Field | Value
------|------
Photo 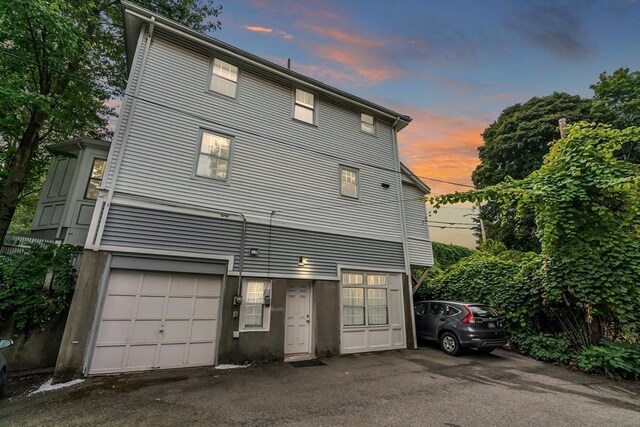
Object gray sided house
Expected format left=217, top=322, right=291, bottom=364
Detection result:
left=52, top=2, right=433, bottom=380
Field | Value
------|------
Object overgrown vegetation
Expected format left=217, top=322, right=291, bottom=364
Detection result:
left=431, top=242, right=474, bottom=269
left=0, top=243, right=79, bottom=332
left=423, top=123, right=640, bottom=380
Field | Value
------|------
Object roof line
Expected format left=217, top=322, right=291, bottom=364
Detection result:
left=400, top=163, right=431, bottom=194
left=120, top=1, right=412, bottom=129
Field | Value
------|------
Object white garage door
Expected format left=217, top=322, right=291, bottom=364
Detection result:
left=340, top=271, right=406, bottom=354
left=90, top=269, right=222, bottom=374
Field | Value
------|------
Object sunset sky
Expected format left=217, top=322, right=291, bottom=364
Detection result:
left=208, top=0, right=639, bottom=194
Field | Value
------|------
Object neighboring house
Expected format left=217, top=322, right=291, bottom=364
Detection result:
left=30, top=138, right=110, bottom=246
left=53, top=1, right=433, bottom=380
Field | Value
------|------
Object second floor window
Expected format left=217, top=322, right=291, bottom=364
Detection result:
left=84, top=158, right=106, bottom=200
left=210, top=58, right=238, bottom=98
left=340, top=166, right=359, bottom=198
left=196, top=131, right=231, bottom=181
left=294, top=88, right=315, bottom=124
left=361, top=113, right=375, bottom=134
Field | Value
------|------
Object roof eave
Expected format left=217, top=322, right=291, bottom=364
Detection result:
left=119, top=1, right=412, bottom=128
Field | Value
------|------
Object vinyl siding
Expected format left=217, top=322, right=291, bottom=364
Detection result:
left=101, top=204, right=405, bottom=278
left=402, top=182, right=433, bottom=266
left=106, top=30, right=404, bottom=242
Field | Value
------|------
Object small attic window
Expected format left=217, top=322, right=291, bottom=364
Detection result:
left=85, top=158, right=106, bottom=200
left=361, top=113, right=375, bottom=134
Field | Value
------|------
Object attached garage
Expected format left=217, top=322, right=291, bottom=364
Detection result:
left=89, top=257, right=225, bottom=374
left=340, top=271, right=406, bottom=354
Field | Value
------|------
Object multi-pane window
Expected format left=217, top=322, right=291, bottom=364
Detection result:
left=210, top=58, right=238, bottom=98
left=84, top=158, right=106, bottom=200
left=196, top=131, right=231, bottom=180
left=294, top=89, right=315, bottom=124
left=243, top=280, right=269, bottom=328
left=340, top=166, right=359, bottom=198
left=342, top=272, right=388, bottom=326
left=361, top=113, right=375, bottom=134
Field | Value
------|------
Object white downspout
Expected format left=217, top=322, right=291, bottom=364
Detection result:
left=391, top=117, right=418, bottom=349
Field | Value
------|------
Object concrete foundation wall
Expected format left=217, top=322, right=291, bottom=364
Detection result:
left=218, top=277, right=288, bottom=364
left=402, top=275, right=415, bottom=349
left=53, top=250, right=108, bottom=382
left=313, top=281, right=340, bottom=357
left=0, top=312, right=68, bottom=374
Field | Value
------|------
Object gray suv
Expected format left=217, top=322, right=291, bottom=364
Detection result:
left=415, top=301, right=507, bottom=355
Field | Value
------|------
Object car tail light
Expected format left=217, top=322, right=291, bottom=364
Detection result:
left=461, top=305, right=475, bottom=324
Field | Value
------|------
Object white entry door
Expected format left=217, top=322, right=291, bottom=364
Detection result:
left=284, top=281, right=311, bottom=355
left=90, top=269, right=222, bottom=374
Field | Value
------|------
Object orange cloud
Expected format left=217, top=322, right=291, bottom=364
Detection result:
left=243, top=25, right=293, bottom=40
left=298, top=23, right=383, bottom=49
left=313, top=46, right=403, bottom=83
left=397, top=108, right=486, bottom=195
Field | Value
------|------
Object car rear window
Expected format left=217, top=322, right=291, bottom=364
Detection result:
left=469, top=305, right=500, bottom=318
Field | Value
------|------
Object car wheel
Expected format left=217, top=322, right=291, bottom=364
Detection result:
left=440, top=332, right=460, bottom=356
left=477, top=348, right=494, bottom=354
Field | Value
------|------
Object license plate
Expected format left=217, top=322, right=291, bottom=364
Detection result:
left=487, top=322, right=496, bottom=328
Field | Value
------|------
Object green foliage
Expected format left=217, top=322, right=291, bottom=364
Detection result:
left=0, top=243, right=78, bottom=332
left=0, top=0, right=222, bottom=240
left=509, top=332, right=575, bottom=364
left=575, top=341, right=640, bottom=380
left=431, top=242, right=474, bottom=269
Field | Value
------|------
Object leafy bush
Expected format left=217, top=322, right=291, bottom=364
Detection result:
left=431, top=242, right=474, bottom=269
left=509, top=332, right=575, bottom=364
left=0, top=243, right=79, bottom=332
left=575, top=341, right=640, bottom=380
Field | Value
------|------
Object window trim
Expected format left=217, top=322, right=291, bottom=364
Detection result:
left=239, top=279, right=272, bottom=332
left=207, top=56, right=240, bottom=100
left=339, top=165, right=360, bottom=199
left=360, top=113, right=376, bottom=135
left=341, top=272, right=389, bottom=328
left=193, top=129, right=234, bottom=183
left=292, top=87, right=317, bottom=125
left=84, top=157, right=107, bottom=200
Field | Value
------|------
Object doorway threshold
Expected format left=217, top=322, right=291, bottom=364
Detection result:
left=284, top=353, right=315, bottom=363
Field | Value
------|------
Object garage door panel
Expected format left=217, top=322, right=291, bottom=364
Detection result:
left=187, top=342, right=215, bottom=365
left=158, top=343, right=187, bottom=367
left=97, top=320, right=130, bottom=343
left=141, top=272, right=171, bottom=294
left=170, top=275, right=197, bottom=296
left=127, top=345, right=157, bottom=368
left=163, top=320, right=191, bottom=341
left=191, top=320, right=216, bottom=341
left=196, top=277, right=221, bottom=296
left=103, top=295, right=136, bottom=319
left=131, top=320, right=162, bottom=343
left=108, top=270, right=141, bottom=293
left=136, top=296, right=165, bottom=318
left=194, top=298, right=218, bottom=318
left=91, top=268, right=222, bottom=374
left=92, top=346, right=125, bottom=371
left=166, top=297, right=194, bottom=318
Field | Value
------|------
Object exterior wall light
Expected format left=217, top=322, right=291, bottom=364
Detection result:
left=298, top=256, right=308, bottom=266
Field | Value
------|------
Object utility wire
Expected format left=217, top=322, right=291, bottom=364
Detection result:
left=1, top=50, right=476, bottom=190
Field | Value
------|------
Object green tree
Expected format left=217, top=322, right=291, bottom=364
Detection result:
left=0, top=0, right=222, bottom=244
left=434, top=123, right=640, bottom=344
left=591, top=68, right=640, bottom=162
left=472, top=92, right=593, bottom=251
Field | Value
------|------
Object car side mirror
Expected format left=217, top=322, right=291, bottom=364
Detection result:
left=0, top=339, right=13, bottom=349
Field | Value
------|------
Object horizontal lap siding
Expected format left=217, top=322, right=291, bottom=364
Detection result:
left=101, top=204, right=405, bottom=278
left=402, top=183, right=433, bottom=266
left=111, top=33, right=403, bottom=242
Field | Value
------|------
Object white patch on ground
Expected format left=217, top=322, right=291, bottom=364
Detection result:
left=30, top=378, right=85, bottom=395
left=215, top=364, right=249, bottom=370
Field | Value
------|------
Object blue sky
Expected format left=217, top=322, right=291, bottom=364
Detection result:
left=206, top=0, right=640, bottom=193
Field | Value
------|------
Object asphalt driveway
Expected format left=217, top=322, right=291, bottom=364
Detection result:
left=1, top=347, right=639, bottom=426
